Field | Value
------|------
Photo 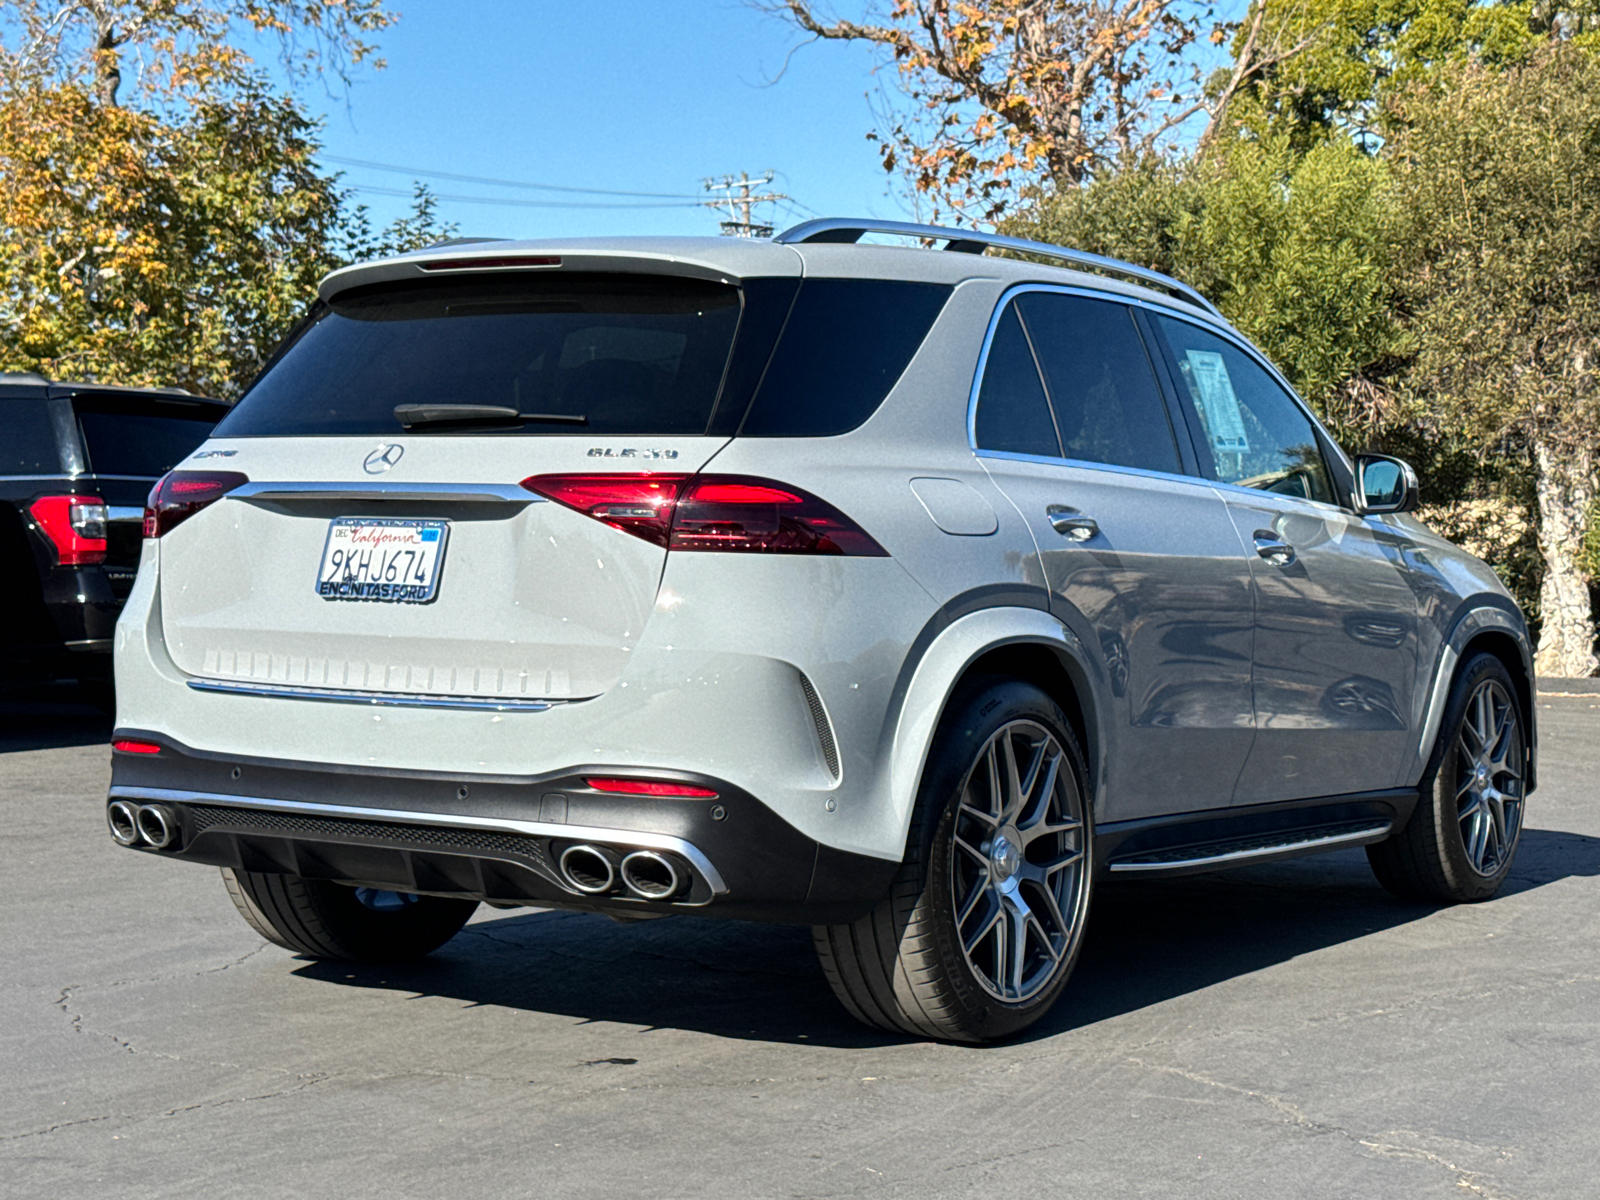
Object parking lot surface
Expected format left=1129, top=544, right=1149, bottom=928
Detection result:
left=3, top=684, right=1597, bottom=1199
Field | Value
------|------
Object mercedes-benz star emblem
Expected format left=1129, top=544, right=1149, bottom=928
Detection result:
left=364, top=444, right=404, bottom=474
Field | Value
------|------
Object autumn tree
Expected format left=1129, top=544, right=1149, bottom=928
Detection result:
left=1389, top=46, right=1600, bottom=677
left=765, top=0, right=1314, bottom=219
left=0, top=0, right=448, bottom=397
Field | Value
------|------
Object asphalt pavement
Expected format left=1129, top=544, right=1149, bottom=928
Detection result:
left=3, top=682, right=1597, bottom=1199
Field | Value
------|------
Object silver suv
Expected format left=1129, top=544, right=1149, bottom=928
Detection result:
left=106, top=219, right=1536, bottom=1042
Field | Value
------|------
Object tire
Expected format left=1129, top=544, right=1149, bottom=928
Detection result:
left=1367, top=652, right=1528, bottom=902
left=815, top=678, right=1093, bottom=1042
left=222, top=868, right=478, bottom=963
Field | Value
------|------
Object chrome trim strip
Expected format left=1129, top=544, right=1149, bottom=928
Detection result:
left=107, top=506, right=143, bottom=522
left=231, top=480, right=543, bottom=503
left=186, top=678, right=573, bottom=712
left=108, top=786, right=729, bottom=894
left=1107, top=823, right=1393, bottom=875
left=774, top=217, right=1223, bottom=316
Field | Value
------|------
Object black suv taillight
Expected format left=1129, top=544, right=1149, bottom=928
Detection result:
left=144, top=471, right=249, bottom=538
left=520, top=473, right=888, bottom=556
left=29, top=494, right=108, bottom=565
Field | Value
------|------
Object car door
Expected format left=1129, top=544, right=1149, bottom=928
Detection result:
left=973, top=288, right=1258, bottom=823
left=1146, top=311, right=1423, bottom=805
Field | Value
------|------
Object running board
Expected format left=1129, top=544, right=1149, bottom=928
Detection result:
left=1105, top=821, right=1393, bottom=877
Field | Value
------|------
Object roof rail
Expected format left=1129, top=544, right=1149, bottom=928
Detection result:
left=774, top=217, right=1221, bottom=317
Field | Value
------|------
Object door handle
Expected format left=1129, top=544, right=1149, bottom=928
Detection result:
left=1047, top=506, right=1099, bottom=542
left=1253, top=531, right=1296, bottom=567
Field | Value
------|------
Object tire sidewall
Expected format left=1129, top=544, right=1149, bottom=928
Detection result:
left=911, top=678, right=1094, bottom=1041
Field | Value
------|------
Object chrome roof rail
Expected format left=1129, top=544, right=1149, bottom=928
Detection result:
left=774, top=217, right=1221, bottom=317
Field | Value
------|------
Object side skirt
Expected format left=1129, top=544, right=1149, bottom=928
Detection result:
left=1095, top=789, right=1419, bottom=879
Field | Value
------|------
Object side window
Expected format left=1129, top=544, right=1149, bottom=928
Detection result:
left=973, top=303, right=1060, bottom=458
left=1014, top=293, right=1182, bottom=476
left=1152, top=314, right=1334, bottom=505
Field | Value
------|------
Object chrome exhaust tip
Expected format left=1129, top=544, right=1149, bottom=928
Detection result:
left=136, top=803, right=177, bottom=850
left=558, top=844, right=616, bottom=895
left=106, top=800, right=141, bottom=846
left=619, top=850, right=685, bottom=901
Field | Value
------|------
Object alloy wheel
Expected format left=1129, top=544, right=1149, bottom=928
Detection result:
left=951, top=719, right=1088, bottom=1002
left=1455, top=678, right=1524, bottom=877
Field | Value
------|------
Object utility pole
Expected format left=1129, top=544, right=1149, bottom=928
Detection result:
left=702, top=171, right=787, bottom=238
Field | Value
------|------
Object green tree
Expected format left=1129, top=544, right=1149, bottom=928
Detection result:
left=1389, top=45, right=1600, bottom=676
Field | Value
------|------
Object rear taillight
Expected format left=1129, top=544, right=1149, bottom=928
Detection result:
left=29, top=494, right=108, bottom=565
left=144, top=471, right=249, bottom=538
left=521, top=473, right=887, bottom=557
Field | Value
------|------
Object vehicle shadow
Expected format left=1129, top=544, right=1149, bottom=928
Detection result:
left=291, top=829, right=1600, bottom=1048
left=0, top=682, right=112, bottom=753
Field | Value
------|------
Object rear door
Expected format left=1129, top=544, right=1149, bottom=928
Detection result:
left=1146, top=311, right=1422, bottom=804
left=974, top=288, right=1257, bottom=823
left=155, top=271, right=764, bottom=704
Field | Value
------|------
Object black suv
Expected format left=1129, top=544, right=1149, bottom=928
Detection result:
left=1, top=374, right=226, bottom=696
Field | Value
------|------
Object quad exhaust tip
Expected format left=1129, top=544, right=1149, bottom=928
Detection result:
left=620, top=850, right=685, bottom=900
left=558, top=844, right=617, bottom=895
left=106, top=801, right=178, bottom=849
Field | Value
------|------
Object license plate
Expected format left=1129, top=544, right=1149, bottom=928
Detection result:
left=316, top=518, right=449, bottom=603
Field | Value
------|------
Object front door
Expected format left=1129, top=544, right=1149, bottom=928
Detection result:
left=1146, top=311, right=1421, bottom=805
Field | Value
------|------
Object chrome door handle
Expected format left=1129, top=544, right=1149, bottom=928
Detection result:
left=1253, top=531, right=1295, bottom=566
left=1047, top=506, right=1099, bottom=542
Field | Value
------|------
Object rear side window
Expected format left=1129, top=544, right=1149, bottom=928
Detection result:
left=973, top=305, right=1060, bottom=457
left=219, top=274, right=743, bottom=437
left=75, top=400, right=221, bottom=477
left=738, top=280, right=952, bottom=437
left=0, top=400, right=60, bottom=474
left=1015, top=293, right=1181, bottom=476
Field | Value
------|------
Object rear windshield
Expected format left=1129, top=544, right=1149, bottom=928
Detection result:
left=75, top=399, right=223, bottom=478
left=219, top=274, right=742, bottom=437
left=218, top=273, right=952, bottom=439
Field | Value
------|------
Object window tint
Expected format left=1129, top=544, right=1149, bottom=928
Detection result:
left=1016, top=293, right=1181, bottom=475
left=1152, top=314, right=1333, bottom=504
left=973, top=304, right=1060, bottom=457
left=739, top=280, right=952, bottom=436
left=0, top=400, right=60, bottom=474
left=218, top=274, right=742, bottom=437
left=76, top=407, right=220, bottom=477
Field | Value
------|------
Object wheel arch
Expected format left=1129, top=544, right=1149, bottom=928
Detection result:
left=1411, top=601, right=1538, bottom=794
left=884, top=606, right=1108, bottom=861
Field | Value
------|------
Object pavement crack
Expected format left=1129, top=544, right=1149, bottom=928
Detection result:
left=1128, top=1059, right=1517, bottom=1198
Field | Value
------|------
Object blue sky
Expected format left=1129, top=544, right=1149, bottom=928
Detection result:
left=302, top=2, right=907, bottom=241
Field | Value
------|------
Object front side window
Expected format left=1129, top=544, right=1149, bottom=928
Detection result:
left=1152, top=314, right=1334, bottom=505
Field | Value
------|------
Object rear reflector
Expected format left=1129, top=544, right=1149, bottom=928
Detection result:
left=521, top=473, right=887, bottom=556
left=585, top=777, right=719, bottom=798
left=29, top=494, right=108, bottom=565
left=112, top=740, right=162, bottom=754
left=144, top=471, right=249, bottom=538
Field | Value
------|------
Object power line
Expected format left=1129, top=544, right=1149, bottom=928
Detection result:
left=325, top=154, right=703, bottom=200
left=703, top=172, right=788, bottom=238
left=346, top=183, right=705, bottom=210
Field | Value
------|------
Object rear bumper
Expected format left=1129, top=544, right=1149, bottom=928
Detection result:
left=107, top=735, right=897, bottom=923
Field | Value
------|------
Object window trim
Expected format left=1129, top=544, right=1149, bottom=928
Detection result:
left=966, top=283, right=1201, bottom=485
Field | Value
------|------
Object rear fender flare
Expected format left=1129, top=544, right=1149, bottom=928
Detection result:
left=885, top=606, right=1106, bottom=861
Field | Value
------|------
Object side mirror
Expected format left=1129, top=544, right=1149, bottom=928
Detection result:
left=1355, top=454, right=1419, bottom=515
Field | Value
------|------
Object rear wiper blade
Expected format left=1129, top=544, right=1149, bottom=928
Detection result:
left=393, top=404, right=588, bottom=429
